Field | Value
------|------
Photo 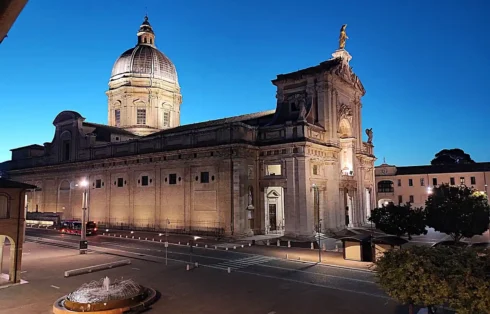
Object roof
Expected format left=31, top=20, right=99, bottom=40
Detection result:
left=272, top=58, right=341, bottom=83
left=372, top=236, right=408, bottom=246
left=83, top=122, right=139, bottom=142
left=394, top=162, right=490, bottom=175
left=145, top=110, right=276, bottom=137
left=10, top=144, right=44, bottom=151
left=0, top=178, right=36, bottom=189
left=339, top=234, right=372, bottom=242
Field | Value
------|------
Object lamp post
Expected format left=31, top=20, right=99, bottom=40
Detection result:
left=189, top=236, right=201, bottom=265
left=79, top=179, right=89, bottom=254
left=165, top=218, right=170, bottom=266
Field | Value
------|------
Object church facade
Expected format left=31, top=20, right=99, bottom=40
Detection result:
left=0, top=18, right=376, bottom=238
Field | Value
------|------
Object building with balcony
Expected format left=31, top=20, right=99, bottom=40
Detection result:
left=0, top=17, right=376, bottom=238
left=375, top=162, right=490, bottom=208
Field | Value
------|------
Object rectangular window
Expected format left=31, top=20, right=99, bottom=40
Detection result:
left=312, top=165, right=318, bottom=175
left=62, top=141, right=70, bottom=161
left=378, top=181, right=394, bottom=193
left=200, top=172, right=209, bottom=183
left=471, top=176, right=476, bottom=185
left=163, top=111, right=170, bottom=127
left=397, top=179, right=401, bottom=187
left=420, top=178, right=425, bottom=186
left=95, top=179, right=102, bottom=189
left=266, top=164, right=282, bottom=176
left=432, top=178, right=437, bottom=186
left=117, top=178, right=124, bottom=187
left=408, top=179, right=413, bottom=187
left=398, top=195, right=403, bottom=204
left=460, top=177, right=465, bottom=185
left=137, top=109, right=146, bottom=125
left=141, top=175, right=149, bottom=186
left=450, top=177, right=455, bottom=185
left=115, top=109, right=120, bottom=127
left=409, top=195, right=414, bottom=203
left=169, top=173, right=177, bottom=185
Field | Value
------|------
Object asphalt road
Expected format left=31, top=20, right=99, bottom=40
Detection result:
left=27, top=228, right=381, bottom=298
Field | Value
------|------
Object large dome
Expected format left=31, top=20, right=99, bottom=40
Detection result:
left=110, top=45, right=178, bottom=83
left=109, top=16, right=178, bottom=83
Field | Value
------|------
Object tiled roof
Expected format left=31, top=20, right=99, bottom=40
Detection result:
left=394, top=162, right=490, bottom=175
left=145, top=110, right=276, bottom=137
left=83, top=122, right=139, bottom=142
left=272, top=58, right=341, bottom=82
left=10, top=144, right=44, bottom=151
left=0, top=178, right=36, bottom=189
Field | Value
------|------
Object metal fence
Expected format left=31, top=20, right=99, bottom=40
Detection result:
left=96, top=219, right=225, bottom=238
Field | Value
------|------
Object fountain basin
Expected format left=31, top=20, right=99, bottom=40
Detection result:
left=52, top=278, right=158, bottom=313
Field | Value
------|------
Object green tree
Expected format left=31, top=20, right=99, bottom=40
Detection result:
left=430, top=148, right=475, bottom=165
left=425, top=183, right=490, bottom=243
left=368, top=203, right=427, bottom=240
left=375, top=246, right=450, bottom=314
left=376, top=246, right=490, bottom=314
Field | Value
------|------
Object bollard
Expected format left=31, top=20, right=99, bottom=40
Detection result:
left=322, top=243, right=326, bottom=251
left=195, top=262, right=199, bottom=268
left=152, top=238, right=155, bottom=241
left=205, top=245, right=208, bottom=248
left=186, top=264, right=190, bottom=271
left=120, top=235, right=122, bottom=238
left=103, top=233, right=105, bottom=236
left=178, top=241, right=181, bottom=245
left=288, top=240, right=291, bottom=248
left=159, top=239, right=162, bottom=242
left=248, top=243, right=251, bottom=247
left=138, top=237, right=141, bottom=240
left=286, top=253, right=289, bottom=259
left=241, top=245, right=244, bottom=248
left=195, top=244, right=198, bottom=247
left=145, top=238, right=148, bottom=241
left=227, top=267, right=231, bottom=273
left=132, top=236, right=134, bottom=239
left=126, top=235, right=128, bottom=238
left=267, top=240, right=270, bottom=246
left=310, top=242, right=314, bottom=250
left=214, top=246, right=217, bottom=249
left=277, top=239, right=280, bottom=247
left=186, top=243, right=189, bottom=246
left=225, top=247, right=228, bottom=251
left=233, top=246, right=236, bottom=250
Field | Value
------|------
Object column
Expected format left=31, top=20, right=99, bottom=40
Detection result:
left=284, top=157, right=298, bottom=236
left=0, top=236, right=4, bottom=274
left=296, top=157, right=312, bottom=236
left=347, top=190, right=354, bottom=228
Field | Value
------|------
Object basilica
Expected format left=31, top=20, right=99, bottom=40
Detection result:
left=0, top=17, right=376, bottom=238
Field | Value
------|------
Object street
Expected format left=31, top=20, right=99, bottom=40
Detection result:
left=0, top=228, right=420, bottom=313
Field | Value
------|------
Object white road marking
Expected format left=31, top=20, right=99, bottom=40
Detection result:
left=50, top=285, right=60, bottom=289
left=132, top=267, right=140, bottom=270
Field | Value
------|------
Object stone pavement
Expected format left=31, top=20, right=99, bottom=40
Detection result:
left=0, top=241, right=409, bottom=314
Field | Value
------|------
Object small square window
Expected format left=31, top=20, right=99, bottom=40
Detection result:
left=408, top=179, right=413, bottom=187
left=471, top=176, right=476, bottom=185
left=117, top=178, right=124, bottom=187
left=397, top=179, right=401, bottom=187
left=460, top=177, right=465, bottom=185
left=200, top=172, right=209, bottom=183
left=266, top=164, right=281, bottom=176
left=313, top=165, right=318, bottom=175
left=95, top=179, right=102, bottom=189
left=141, top=176, right=149, bottom=186
left=169, top=174, right=177, bottom=185
left=409, top=195, right=414, bottom=203
left=432, top=178, right=437, bottom=186
left=450, top=177, right=455, bottom=185
left=420, top=178, right=425, bottom=186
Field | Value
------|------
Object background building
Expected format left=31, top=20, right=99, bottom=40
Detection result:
left=375, top=162, right=490, bottom=208
left=0, top=18, right=376, bottom=238
left=0, top=0, right=28, bottom=44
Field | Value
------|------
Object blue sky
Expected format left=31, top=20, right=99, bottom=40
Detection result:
left=1, top=0, right=489, bottom=165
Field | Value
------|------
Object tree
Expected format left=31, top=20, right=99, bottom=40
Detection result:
left=430, top=148, right=475, bottom=165
left=376, top=246, right=490, bottom=314
left=368, top=203, right=427, bottom=240
left=425, top=183, right=490, bottom=242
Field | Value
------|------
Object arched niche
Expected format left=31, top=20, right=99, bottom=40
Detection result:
left=338, top=118, right=352, bottom=138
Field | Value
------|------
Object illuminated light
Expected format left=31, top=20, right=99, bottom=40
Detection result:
left=427, top=187, right=433, bottom=194
left=194, top=236, right=202, bottom=240
left=384, top=201, right=389, bottom=205
left=130, top=231, right=134, bottom=234
left=159, top=233, right=163, bottom=236
left=79, top=179, right=88, bottom=187
left=105, top=229, right=109, bottom=232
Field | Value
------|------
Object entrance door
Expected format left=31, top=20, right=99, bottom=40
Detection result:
left=268, top=204, right=277, bottom=231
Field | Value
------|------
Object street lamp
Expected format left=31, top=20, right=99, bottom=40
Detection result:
left=79, top=178, right=89, bottom=254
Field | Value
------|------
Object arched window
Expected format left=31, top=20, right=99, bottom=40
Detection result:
left=144, top=38, right=147, bottom=43
left=150, top=38, right=153, bottom=44
left=59, top=180, right=71, bottom=191
left=377, top=180, right=394, bottom=193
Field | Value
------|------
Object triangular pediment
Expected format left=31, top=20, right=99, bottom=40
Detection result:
left=267, top=190, right=280, bottom=198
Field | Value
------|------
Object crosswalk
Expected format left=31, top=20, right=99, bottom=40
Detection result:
left=212, top=255, right=275, bottom=271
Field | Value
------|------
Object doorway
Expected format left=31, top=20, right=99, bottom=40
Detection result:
left=265, top=187, right=285, bottom=235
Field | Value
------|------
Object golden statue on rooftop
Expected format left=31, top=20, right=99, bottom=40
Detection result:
left=339, top=24, right=348, bottom=50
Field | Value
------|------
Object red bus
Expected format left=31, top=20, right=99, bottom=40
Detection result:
left=60, top=220, right=98, bottom=236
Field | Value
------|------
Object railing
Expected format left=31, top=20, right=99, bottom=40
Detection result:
left=97, top=219, right=225, bottom=238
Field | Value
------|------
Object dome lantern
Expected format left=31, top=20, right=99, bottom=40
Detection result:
left=137, top=15, right=155, bottom=46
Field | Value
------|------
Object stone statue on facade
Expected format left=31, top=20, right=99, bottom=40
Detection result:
left=365, top=128, right=373, bottom=144
left=339, top=24, right=348, bottom=50
left=247, top=186, right=254, bottom=210
left=297, top=98, right=307, bottom=122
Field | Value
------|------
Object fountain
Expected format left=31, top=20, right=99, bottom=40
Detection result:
left=52, top=277, right=157, bottom=313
